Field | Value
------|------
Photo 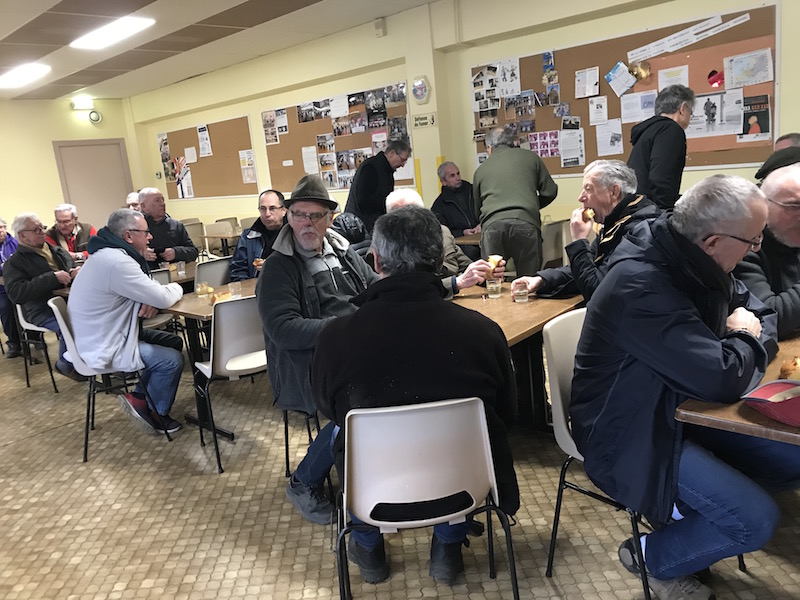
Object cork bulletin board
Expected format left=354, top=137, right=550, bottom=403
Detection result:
left=263, top=83, right=414, bottom=193
left=162, top=116, right=258, bottom=200
left=471, top=5, right=776, bottom=175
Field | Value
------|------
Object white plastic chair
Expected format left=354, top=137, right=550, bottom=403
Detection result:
left=336, top=397, right=519, bottom=599
left=183, top=222, right=208, bottom=261
left=194, top=296, right=267, bottom=473
left=47, top=297, right=171, bottom=462
left=142, top=268, right=175, bottom=331
left=215, top=216, right=239, bottom=230
left=180, top=217, right=200, bottom=225
left=15, top=303, right=58, bottom=393
left=204, top=222, right=237, bottom=257
left=195, top=256, right=231, bottom=291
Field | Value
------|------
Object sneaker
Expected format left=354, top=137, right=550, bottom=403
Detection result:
left=55, top=359, right=88, bottom=382
left=151, top=412, right=183, bottom=434
left=348, top=536, right=389, bottom=584
left=429, top=535, right=465, bottom=585
left=118, top=393, right=158, bottom=435
left=618, top=538, right=716, bottom=600
left=285, top=475, right=335, bottom=524
left=6, top=343, right=22, bottom=359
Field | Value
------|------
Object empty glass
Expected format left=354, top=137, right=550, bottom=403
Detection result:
left=176, top=261, right=186, bottom=278
left=228, top=281, right=242, bottom=299
left=486, top=279, right=502, bottom=299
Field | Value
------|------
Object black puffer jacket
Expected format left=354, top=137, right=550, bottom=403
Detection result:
left=627, top=116, right=686, bottom=209
left=431, top=182, right=478, bottom=238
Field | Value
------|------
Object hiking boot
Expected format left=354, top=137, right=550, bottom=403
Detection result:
left=618, top=538, right=716, bottom=600
left=348, top=536, right=389, bottom=584
left=151, top=411, right=183, bottom=434
left=429, top=535, right=465, bottom=585
left=6, top=343, right=22, bottom=359
left=118, top=393, right=158, bottom=435
left=285, top=475, right=334, bottom=524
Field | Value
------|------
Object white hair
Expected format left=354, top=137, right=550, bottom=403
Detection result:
left=385, top=188, right=424, bottom=212
left=54, top=203, right=77, bottom=218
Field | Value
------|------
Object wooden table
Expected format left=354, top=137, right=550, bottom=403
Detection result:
left=164, top=278, right=258, bottom=439
left=676, top=335, right=800, bottom=445
left=200, top=231, right=241, bottom=256
left=454, top=232, right=481, bottom=246
left=53, top=261, right=197, bottom=296
left=455, top=287, right=582, bottom=428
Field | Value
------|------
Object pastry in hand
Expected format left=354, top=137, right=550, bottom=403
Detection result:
left=582, top=208, right=595, bottom=222
left=487, top=254, right=503, bottom=269
left=779, top=356, right=800, bottom=379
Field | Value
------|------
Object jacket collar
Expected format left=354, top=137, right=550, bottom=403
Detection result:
left=352, top=271, right=445, bottom=307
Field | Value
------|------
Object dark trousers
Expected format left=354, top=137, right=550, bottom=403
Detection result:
left=481, top=218, right=542, bottom=276
left=0, top=291, right=19, bottom=346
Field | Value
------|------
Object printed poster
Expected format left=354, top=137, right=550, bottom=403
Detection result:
left=596, top=119, right=624, bottom=156
left=738, top=95, right=771, bottom=142
left=197, top=125, right=213, bottom=157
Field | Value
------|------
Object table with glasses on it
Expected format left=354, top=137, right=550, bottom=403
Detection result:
left=676, top=333, right=800, bottom=446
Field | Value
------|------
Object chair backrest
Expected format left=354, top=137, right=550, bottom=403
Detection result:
left=15, top=303, right=44, bottom=332
left=46, top=297, right=100, bottom=377
left=151, top=268, right=171, bottom=284
left=208, top=296, right=266, bottom=378
left=541, top=219, right=568, bottom=269
left=542, top=308, right=587, bottom=461
left=180, top=217, right=200, bottom=225
left=206, top=221, right=234, bottom=236
left=184, top=222, right=205, bottom=250
left=344, top=397, right=498, bottom=532
left=215, top=216, right=239, bottom=230
left=195, top=256, right=231, bottom=290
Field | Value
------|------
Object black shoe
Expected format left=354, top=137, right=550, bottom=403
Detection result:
left=285, top=475, right=335, bottom=525
left=429, top=535, right=465, bottom=585
left=151, top=412, right=183, bottom=434
left=55, top=359, right=88, bottom=382
left=348, top=536, right=389, bottom=584
left=5, top=343, right=22, bottom=359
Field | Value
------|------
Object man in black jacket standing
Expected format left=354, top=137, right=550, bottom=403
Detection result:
left=627, top=84, right=694, bottom=209
left=431, top=161, right=480, bottom=260
left=139, top=188, right=198, bottom=269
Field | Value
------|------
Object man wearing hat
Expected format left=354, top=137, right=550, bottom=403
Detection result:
left=257, top=175, right=379, bottom=525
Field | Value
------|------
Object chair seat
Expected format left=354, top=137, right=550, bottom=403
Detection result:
left=225, top=350, right=267, bottom=374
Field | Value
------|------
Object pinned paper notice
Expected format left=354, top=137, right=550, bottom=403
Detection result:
left=197, top=125, right=212, bottom=157
left=184, top=147, right=197, bottom=163
left=604, top=62, right=636, bottom=97
left=302, top=146, right=319, bottom=175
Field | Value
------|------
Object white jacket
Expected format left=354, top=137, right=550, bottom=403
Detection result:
left=68, top=247, right=183, bottom=372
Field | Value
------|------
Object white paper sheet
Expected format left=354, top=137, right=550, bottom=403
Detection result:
left=596, top=119, right=624, bottom=156
left=559, top=129, right=585, bottom=168
left=604, top=62, right=636, bottom=97
left=329, top=95, right=349, bottom=118
left=685, top=89, right=744, bottom=139
left=394, top=158, right=415, bottom=181
left=177, top=169, right=194, bottom=199
left=184, top=147, right=197, bottom=164
left=589, top=96, right=608, bottom=126
left=620, top=90, right=657, bottom=124
left=275, top=108, right=288, bottom=134
left=724, top=48, right=774, bottom=89
left=497, top=57, right=521, bottom=98
left=575, top=67, right=600, bottom=99
left=197, top=125, right=212, bottom=157
left=302, top=146, right=319, bottom=174
left=658, top=65, right=689, bottom=91
left=627, top=16, right=721, bottom=63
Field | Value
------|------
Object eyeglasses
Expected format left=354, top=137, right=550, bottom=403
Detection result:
left=259, top=206, right=286, bottom=213
left=704, top=232, right=764, bottom=251
left=20, top=225, right=46, bottom=233
left=289, top=210, right=329, bottom=223
left=127, top=229, right=151, bottom=235
left=768, top=197, right=800, bottom=210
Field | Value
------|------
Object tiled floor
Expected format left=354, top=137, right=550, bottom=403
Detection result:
left=1, top=337, right=799, bottom=599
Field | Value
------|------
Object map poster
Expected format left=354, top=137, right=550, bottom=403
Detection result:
left=723, top=48, right=773, bottom=89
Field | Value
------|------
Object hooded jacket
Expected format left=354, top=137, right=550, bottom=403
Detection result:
left=344, top=151, right=395, bottom=232
left=627, top=115, right=686, bottom=209
left=570, top=214, right=777, bottom=523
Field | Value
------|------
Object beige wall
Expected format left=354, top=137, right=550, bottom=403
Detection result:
left=2, top=1, right=792, bottom=226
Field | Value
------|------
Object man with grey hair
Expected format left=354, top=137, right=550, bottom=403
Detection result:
left=312, top=206, right=519, bottom=586
left=473, top=124, right=558, bottom=276
left=627, top=84, right=695, bottom=209
left=344, top=137, right=411, bottom=232
left=68, top=208, right=185, bottom=434
left=431, top=161, right=480, bottom=261
left=4, top=212, right=80, bottom=379
left=511, top=160, right=659, bottom=300
left=125, top=192, right=141, bottom=211
left=139, top=187, right=198, bottom=269
left=735, top=164, right=800, bottom=339
left=570, top=174, right=800, bottom=599
left=45, top=203, right=97, bottom=261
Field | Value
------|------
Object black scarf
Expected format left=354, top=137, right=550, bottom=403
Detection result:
left=87, top=227, right=151, bottom=275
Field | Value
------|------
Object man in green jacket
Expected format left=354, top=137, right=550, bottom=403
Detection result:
left=473, top=125, right=558, bottom=276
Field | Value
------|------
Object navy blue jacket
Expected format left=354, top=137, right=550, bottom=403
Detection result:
left=570, top=214, right=778, bottom=523
left=229, top=217, right=281, bottom=282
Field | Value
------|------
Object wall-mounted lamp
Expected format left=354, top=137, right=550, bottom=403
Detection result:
left=70, top=95, right=94, bottom=110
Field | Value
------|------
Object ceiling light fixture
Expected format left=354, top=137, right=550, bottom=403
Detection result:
left=71, top=95, right=94, bottom=110
left=0, top=63, right=51, bottom=88
left=70, top=16, right=155, bottom=50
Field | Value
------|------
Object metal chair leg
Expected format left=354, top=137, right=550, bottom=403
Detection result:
left=283, top=410, right=291, bottom=477
left=83, top=378, right=94, bottom=462
left=629, top=509, right=652, bottom=600
left=546, top=456, right=573, bottom=576
left=201, top=378, right=223, bottom=473
left=738, top=553, right=746, bottom=572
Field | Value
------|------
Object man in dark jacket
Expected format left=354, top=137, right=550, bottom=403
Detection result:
left=570, top=175, right=800, bottom=599
left=4, top=212, right=80, bottom=379
left=0, top=217, right=21, bottom=358
left=344, top=138, right=411, bottom=232
left=511, top=160, right=659, bottom=300
left=473, top=125, right=558, bottom=276
left=257, top=175, right=379, bottom=526
left=139, top=188, right=198, bottom=269
left=735, top=164, right=800, bottom=339
left=229, top=189, right=285, bottom=281
left=431, top=161, right=480, bottom=260
left=312, top=207, right=518, bottom=586
left=627, top=84, right=694, bottom=209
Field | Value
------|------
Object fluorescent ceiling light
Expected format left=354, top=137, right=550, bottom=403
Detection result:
left=70, top=16, right=155, bottom=50
left=0, top=63, right=51, bottom=88
left=71, top=95, right=94, bottom=110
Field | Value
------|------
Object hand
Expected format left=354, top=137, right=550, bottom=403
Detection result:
left=456, top=259, right=493, bottom=290
left=491, top=259, right=506, bottom=281
left=69, top=267, right=81, bottom=279
left=726, top=307, right=762, bottom=338
left=54, top=270, right=72, bottom=286
left=138, top=304, right=159, bottom=319
left=160, top=247, right=176, bottom=262
left=144, top=248, right=157, bottom=262
left=474, top=224, right=481, bottom=234
left=511, top=276, right=543, bottom=294
left=255, top=262, right=263, bottom=272
left=463, top=225, right=481, bottom=235
left=72, top=252, right=83, bottom=261
left=569, top=207, right=593, bottom=240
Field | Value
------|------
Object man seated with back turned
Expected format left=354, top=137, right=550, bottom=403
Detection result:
left=230, top=189, right=286, bottom=281
left=571, top=175, right=800, bottom=600
left=312, top=206, right=519, bottom=586
left=139, top=187, right=198, bottom=269
left=68, top=209, right=185, bottom=434
left=257, top=175, right=379, bottom=525
left=4, top=212, right=80, bottom=380
left=431, top=161, right=481, bottom=261
left=45, top=203, right=97, bottom=261
left=511, top=160, right=659, bottom=300
left=385, top=188, right=504, bottom=297
left=735, top=164, right=800, bottom=339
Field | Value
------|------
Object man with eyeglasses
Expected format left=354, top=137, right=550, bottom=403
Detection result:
left=138, top=187, right=198, bottom=269
left=570, top=174, right=800, bottom=600
left=736, top=164, right=800, bottom=339
left=44, top=203, right=97, bottom=261
left=229, top=189, right=286, bottom=281
left=257, top=175, right=379, bottom=525
left=344, top=137, right=411, bottom=232
left=68, top=209, right=185, bottom=434
left=4, top=212, right=81, bottom=380
left=627, top=84, right=695, bottom=209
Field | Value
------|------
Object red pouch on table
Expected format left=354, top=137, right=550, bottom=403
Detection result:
left=743, top=380, right=800, bottom=428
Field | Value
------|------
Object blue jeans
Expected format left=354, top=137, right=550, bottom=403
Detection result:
left=38, top=316, right=68, bottom=363
left=134, top=328, right=184, bottom=416
left=644, top=439, right=780, bottom=579
left=352, top=515, right=470, bottom=550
